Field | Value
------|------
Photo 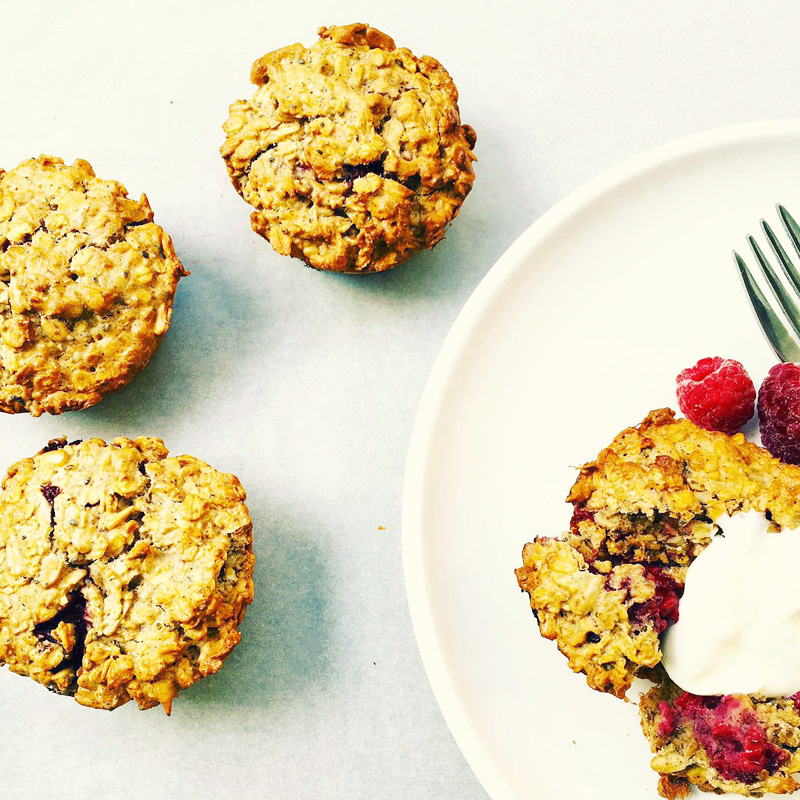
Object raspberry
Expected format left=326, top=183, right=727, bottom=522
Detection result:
left=676, top=357, right=755, bottom=434
left=757, top=363, right=800, bottom=464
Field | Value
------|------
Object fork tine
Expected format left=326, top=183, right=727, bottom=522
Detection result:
left=779, top=205, right=800, bottom=261
left=764, top=218, right=800, bottom=296
left=747, top=234, right=800, bottom=340
left=734, top=250, right=800, bottom=362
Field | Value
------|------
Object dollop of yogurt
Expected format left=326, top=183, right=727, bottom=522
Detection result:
left=662, top=510, right=800, bottom=697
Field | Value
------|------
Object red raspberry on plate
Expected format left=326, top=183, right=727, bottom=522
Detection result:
left=758, top=363, right=800, bottom=464
left=675, top=357, right=755, bottom=435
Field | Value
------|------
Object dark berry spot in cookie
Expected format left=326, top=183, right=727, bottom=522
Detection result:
left=34, top=591, right=89, bottom=679
left=69, top=272, right=78, bottom=281
left=570, top=504, right=595, bottom=534
left=341, top=160, right=385, bottom=186
left=41, top=483, right=61, bottom=528
left=248, top=145, right=277, bottom=171
left=141, top=250, right=149, bottom=259
left=41, top=483, right=61, bottom=505
left=629, top=567, right=683, bottom=634
left=138, top=461, right=147, bottom=476
left=41, top=439, right=67, bottom=453
left=585, top=632, right=601, bottom=644
left=127, top=575, right=142, bottom=591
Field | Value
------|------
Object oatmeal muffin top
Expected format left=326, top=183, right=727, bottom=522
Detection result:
left=0, top=155, right=187, bottom=416
left=0, top=437, right=254, bottom=712
left=221, top=23, right=477, bottom=273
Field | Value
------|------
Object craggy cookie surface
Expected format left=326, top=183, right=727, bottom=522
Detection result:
left=0, top=437, right=254, bottom=712
left=0, top=155, right=187, bottom=415
left=516, top=409, right=800, bottom=796
left=221, top=23, right=477, bottom=273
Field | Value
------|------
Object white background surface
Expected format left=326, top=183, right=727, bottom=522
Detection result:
left=0, top=1, right=799, bottom=798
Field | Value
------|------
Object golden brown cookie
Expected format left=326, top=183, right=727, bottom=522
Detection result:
left=0, top=155, right=188, bottom=415
left=0, top=437, right=254, bottom=712
left=221, top=23, right=477, bottom=273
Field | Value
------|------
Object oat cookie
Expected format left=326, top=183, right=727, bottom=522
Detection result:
left=221, top=23, right=477, bottom=273
left=0, top=155, right=188, bottom=415
left=640, top=678, right=800, bottom=798
left=0, top=437, right=254, bottom=712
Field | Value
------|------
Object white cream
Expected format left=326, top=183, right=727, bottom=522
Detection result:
left=661, top=510, right=800, bottom=697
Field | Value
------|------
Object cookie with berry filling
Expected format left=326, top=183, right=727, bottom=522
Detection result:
left=0, top=155, right=187, bottom=415
left=0, top=437, right=254, bottom=712
left=516, top=408, right=800, bottom=796
left=221, top=23, right=476, bottom=273
left=640, top=677, right=800, bottom=798
left=516, top=536, right=683, bottom=698
left=518, top=407, right=800, bottom=696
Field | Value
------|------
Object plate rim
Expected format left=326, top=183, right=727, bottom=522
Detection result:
left=400, top=117, right=800, bottom=800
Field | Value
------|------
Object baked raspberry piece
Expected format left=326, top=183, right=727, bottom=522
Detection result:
left=641, top=682, right=800, bottom=797
left=676, top=357, right=755, bottom=434
left=628, top=567, right=682, bottom=634
left=758, top=363, right=800, bottom=464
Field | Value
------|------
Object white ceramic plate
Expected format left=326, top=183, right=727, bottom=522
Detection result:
left=402, top=120, right=800, bottom=800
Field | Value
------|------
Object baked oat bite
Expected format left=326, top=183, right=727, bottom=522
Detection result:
left=221, top=23, right=477, bottom=273
left=0, top=155, right=188, bottom=415
left=515, top=536, right=681, bottom=698
left=516, top=409, right=800, bottom=796
left=0, top=438, right=254, bottom=712
left=517, top=408, right=800, bottom=696
left=640, top=679, right=800, bottom=798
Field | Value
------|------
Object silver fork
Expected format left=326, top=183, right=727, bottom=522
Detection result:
left=735, top=205, right=800, bottom=362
